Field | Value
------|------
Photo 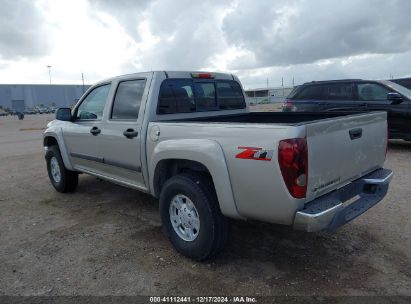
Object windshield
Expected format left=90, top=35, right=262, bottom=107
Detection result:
left=380, top=80, right=411, bottom=99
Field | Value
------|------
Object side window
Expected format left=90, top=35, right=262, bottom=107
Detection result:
left=357, top=83, right=390, bottom=101
left=287, top=86, right=301, bottom=98
left=324, top=83, right=353, bottom=100
left=76, top=84, right=110, bottom=120
left=216, top=81, right=246, bottom=109
left=158, top=79, right=195, bottom=114
left=294, top=85, right=325, bottom=99
left=111, top=79, right=146, bottom=120
left=194, top=82, right=217, bottom=111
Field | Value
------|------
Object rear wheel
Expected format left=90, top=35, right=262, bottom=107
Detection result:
left=159, top=172, right=229, bottom=260
left=46, top=146, right=78, bottom=193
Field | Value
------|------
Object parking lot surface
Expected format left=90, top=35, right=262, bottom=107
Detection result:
left=0, top=114, right=410, bottom=296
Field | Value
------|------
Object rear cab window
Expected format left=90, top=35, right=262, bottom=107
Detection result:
left=216, top=81, right=245, bottom=109
left=157, top=79, right=246, bottom=114
left=195, top=82, right=217, bottom=111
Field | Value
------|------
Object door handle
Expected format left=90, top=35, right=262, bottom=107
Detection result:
left=123, top=128, right=138, bottom=139
left=90, top=126, right=101, bottom=136
left=349, top=128, right=363, bottom=140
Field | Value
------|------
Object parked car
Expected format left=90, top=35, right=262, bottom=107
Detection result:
left=24, top=109, right=37, bottom=115
left=391, top=77, right=411, bottom=90
left=283, top=79, right=411, bottom=140
left=37, top=108, right=47, bottom=114
left=43, top=71, right=392, bottom=260
left=0, top=110, right=8, bottom=117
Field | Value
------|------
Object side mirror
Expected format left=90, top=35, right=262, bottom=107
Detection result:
left=387, top=92, right=403, bottom=104
left=56, top=108, right=72, bottom=121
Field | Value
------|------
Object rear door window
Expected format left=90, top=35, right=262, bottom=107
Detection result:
left=111, top=79, right=146, bottom=120
left=323, top=83, right=353, bottom=100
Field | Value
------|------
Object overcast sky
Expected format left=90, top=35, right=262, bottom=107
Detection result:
left=0, top=0, right=410, bottom=88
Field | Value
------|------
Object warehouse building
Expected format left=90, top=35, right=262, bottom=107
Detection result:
left=0, top=84, right=91, bottom=111
left=244, top=86, right=294, bottom=105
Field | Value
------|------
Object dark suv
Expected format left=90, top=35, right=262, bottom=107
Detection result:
left=283, top=79, right=411, bottom=140
left=392, top=78, right=411, bottom=90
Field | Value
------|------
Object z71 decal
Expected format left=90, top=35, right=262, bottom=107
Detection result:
left=235, top=147, right=274, bottom=161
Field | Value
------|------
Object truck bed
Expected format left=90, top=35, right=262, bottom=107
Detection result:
left=150, top=111, right=387, bottom=223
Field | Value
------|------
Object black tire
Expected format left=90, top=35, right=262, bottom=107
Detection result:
left=45, top=146, right=78, bottom=193
left=159, top=172, right=229, bottom=260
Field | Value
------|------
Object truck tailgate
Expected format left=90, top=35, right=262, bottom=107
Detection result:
left=306, top=112, right=387, bottom=202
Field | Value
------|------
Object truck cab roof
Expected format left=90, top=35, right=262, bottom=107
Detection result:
left=97, top=71, right=239, bottom=85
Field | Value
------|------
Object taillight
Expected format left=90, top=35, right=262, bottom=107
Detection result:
left=282, top=100, right=296, bottom=111
left=278, top=138, right=308, bottom=199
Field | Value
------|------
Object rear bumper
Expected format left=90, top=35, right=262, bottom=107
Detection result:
left=293, top=168, right=393, bottom=232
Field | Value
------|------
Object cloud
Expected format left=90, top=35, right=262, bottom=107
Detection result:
left=88, top=0, right=411, bottom=78
left=0, top=0, right=52, bottom=60
left=90, top=0, right=233, bottom=71
left=88, top=0, right=149, bottom=41
left=0, top=0, right=411, bottom=86
left=223, top=0, right=411, bottom=69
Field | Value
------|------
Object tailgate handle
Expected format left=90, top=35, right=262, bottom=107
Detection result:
left=349, top=128, right=362, bottom=140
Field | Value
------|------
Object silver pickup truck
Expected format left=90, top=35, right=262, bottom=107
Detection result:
left=43, top=71, right=393, bottom=260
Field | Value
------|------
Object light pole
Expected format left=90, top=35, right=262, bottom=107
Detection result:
left=47, top=65, right=52, bottom=84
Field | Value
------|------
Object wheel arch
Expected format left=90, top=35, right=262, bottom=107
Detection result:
left=43, top=132, right=74, bottom=171
left=149, top=139, right=243, bottom=220
left=43, top=136, right=58, bottom=147
left=153, top=159, right=212, bottom=196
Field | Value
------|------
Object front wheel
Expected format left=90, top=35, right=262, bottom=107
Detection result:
left=159, top=173, right=229, bottom=260
left=45, top=146, right=78, bottom=193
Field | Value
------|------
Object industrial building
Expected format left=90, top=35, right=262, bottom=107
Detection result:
left=0, top=83, right=294, bottom=111
left=0, top=84, right=90, bottom=111
left=245, top=86, right=294, bottom=104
